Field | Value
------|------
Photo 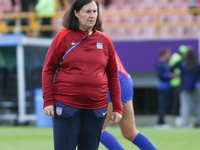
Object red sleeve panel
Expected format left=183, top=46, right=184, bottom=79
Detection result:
left=42, top=29, right=72, bottom=108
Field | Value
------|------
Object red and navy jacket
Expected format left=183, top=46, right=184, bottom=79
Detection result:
left=42, top=29, right=123, bottom=114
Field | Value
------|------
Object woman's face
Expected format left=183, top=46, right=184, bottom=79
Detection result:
left=74, top=1, right=97, bottom=31
left=165, top=50, right=171, bottom=60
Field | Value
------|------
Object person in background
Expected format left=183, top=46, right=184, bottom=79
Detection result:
left=169, top=45, right=188, bottom=126
left=100, top=51, right=158, bottom=150
left=56, top=0, right=71, bottom=11
left=155, top=48, right=178, bottom=128
left=171, top=48, right=200, bottom=127
left=195, top=77, right=200, bottom=128
left=189, top=0, right=200, bottom=8
left=1, top=0, right=21, bottom=33
left=104, top=0, right=111, bottom=7
left=42, top=0, right=123, bottom=150
left=0, top=0, right=15, bottom=14
left=189, top=0, right=198, bottom=8
left=11, top=0, right=37, bottom=35
left=35, top=0, right=56, bottom=37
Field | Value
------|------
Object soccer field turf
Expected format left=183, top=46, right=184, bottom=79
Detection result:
left=0, top=125, right=200, bottom=150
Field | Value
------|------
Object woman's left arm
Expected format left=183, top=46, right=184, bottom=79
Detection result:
left=105, top=39, right=123, bottom=115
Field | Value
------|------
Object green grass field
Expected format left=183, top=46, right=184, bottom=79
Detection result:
left=0, top=125, right=200, bottom=150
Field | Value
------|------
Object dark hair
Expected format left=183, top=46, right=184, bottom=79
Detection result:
left=62, top=0, right=103, bottom=31
left=184, top=47, right=198, bottom=72
left=159, top=48, right=170, bottom=57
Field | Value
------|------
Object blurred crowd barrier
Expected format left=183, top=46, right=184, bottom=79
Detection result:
left=0, top=0, right=200, bottom=39
left=0, top=8, right=200, bottom=39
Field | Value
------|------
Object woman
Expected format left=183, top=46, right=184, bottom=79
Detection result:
left=100, top=51, right=158, bottom=150
left=171, top=48, right=200, bottom=127
left=42, top=0, right=123, bottom=150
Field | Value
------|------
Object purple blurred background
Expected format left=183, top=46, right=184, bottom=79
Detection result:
left=114, top=39, right=199, bottom=72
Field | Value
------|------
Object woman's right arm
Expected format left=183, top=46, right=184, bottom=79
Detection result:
left=42, top=33, right=62, bottom=109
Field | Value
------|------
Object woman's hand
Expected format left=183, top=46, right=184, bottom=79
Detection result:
left=44, top=105, right=54, bottom=118
left=111, top=112, right=122, bottom=124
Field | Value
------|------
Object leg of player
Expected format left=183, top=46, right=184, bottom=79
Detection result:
left=118, top=100, right=158, bottom=150
left=100, top=102, right=125, bottom=150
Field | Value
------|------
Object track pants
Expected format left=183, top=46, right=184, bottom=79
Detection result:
left=157, top=88, right=171, bottom=124
left=53, top=101, right=107, bottom=150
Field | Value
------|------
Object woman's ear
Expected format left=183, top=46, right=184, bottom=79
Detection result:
left=74, top=10, right=78, bottom=18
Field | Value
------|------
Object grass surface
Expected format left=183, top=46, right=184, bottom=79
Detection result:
left=0, top=125, right=200, bottom=150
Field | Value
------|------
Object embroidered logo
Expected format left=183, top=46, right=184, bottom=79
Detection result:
left=56, top=107, right=63, bottom=116
left=71, top=42, right=76, bottom=45
left=96, top=42, right=103, bottom=49
left=103, top=111, right=107, bottom=116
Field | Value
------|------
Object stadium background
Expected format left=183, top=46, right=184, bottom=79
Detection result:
left=0, top=0, right=200, bottom=126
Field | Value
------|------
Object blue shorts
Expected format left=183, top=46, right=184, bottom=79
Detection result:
left=107, top=72, right=133, bottom=103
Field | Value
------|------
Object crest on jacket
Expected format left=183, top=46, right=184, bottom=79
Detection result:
left=56, top=107, right=63, bottom=116
left=96, top=42, right=103, bottom=49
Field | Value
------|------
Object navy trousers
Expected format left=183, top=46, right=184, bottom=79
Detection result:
left=157, top=88, right=171, bottom=124
left=53, top=101, right=107, bottom=150
left=171, top=86, right=181, bottom=116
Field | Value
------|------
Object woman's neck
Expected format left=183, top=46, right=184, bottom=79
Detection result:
left=79, top=27, right=93, bottom=32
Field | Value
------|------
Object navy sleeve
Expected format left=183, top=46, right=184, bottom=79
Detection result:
left=155, top=61, right=171, bottom=81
